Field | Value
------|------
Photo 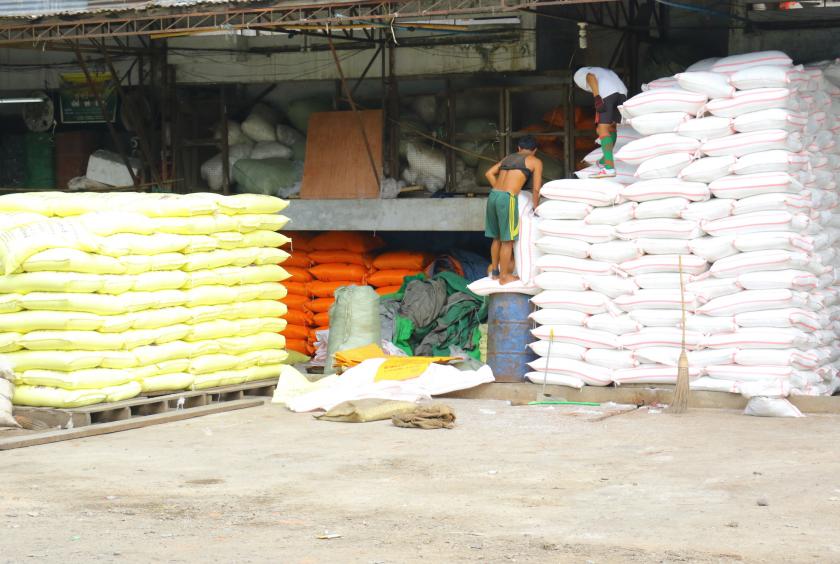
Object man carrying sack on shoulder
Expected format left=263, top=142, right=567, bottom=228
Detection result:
left=574, top=66, right=628, bottom=179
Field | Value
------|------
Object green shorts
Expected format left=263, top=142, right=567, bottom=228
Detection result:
left=485, top=190, right=519, bottom=242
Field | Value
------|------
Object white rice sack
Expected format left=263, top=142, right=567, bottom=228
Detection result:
left=528, top=340, right=586, bottom=360
left=706, top=88, right=794, bottom=118
left=275, top=124, right=305, bottom=147
left=636, top=238, right=691, bottom=255
left=708, top=171, right=803, bottom=199
left=632, top=274, right=682, bottom=290
left=250, top=142, right=292, bottom=160
left=613, top=290, right=699, bottom=312
left=531, top=290, right=616, bottom=314
left=734, top=348, right=819, bottom=370
left=733, top=232, right=813, bottom=253
left=241, top=104, right=279, bottom=142
left=215, top=120, right=251, bottom=146
left=734, top=308, right=822, bottom=331
left=680, top=198, right=735, bottom=221
left=621, top=179, right=709, bottom=202
left=530, top=325, right=620, bottom=350
left=678, top=156, right=736, bottom=183
left=710, top=51, right=793, bottom=74
left=675, top=71, right=735, bottom=98
left=737, top=269, right=819, bottom=291
left=677, top=116, right=734, bottom=140
left=535, top=200, right=592, bottom=220
left=585, top=202, right=637, bottom=225
left=691, top=377, right=740, bottom=393
left=701, top=211, right=809, bottom=237
left=584, top=349, right=638, bottom=370
left=730, top=65, right=805, bottom=90
left=534, top=236, right=590, bottom=258
left=513, top=194, right=542, bottom=286
left=619, top=328, right=703, bottom=350
left=687, top=57, right=720, bottom=72
left=614, top=365, right=703, bottom=385
left=526, top=358, right=614, bottom=386
left=529, top=308, right=588, bottom=326
left=642, top=77, right=681, bottom=90
left=629, top=309, right=683, bottom=326
left=540, top=179, right=621, bottom=207
left=634, top=153, right=695, bottom=180
left=732, top=150, right=810, bottom=175
left=634, top=198, right=690, bottom=219
left=585, top=313, right=642, bottom=335
left=634, top=347, right=738, bottom=366
left=686, top=276, right=742, bottom=302
left=706, top=364, right=810, bottom=382
left=588, top=240, right=642, bottom=263
left=584, top=275, right=639, bottom=299
left=711, top=250, right=811, bottom=278
left=200, top=143, right=254, bottom=190
left=615, top=134, right=701, bottom=166
left=697, top=289, right=809, bottom=316
left=615, top=218, right=702, bottom=240
left=625, top=112, right=691, bottom=135
left=684, top=314, right=739, bottom=333
left=733, top=109, right=808, bottom=133
left=689, top=236, right=738, bottom=262
left=701, top=130, right=802, bottom=158
left=536, top=255, right=614, bottom=276
left=539, top=220, right=616, bottom=244
left=524, top=372, right=585, bottom=389
left=620, top=254, right=708, bottom=276
left=620, top=89, right=708, bottom=118
left=733, top=193, right=810, bottom=216
left=704, top=328, right=816, bottom=350
left=743, top=397, right=804, bottom=416
left=534, top=272, right=588, bottom=291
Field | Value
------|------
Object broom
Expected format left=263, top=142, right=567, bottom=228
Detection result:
left=670, top=255, right=690, bottom=414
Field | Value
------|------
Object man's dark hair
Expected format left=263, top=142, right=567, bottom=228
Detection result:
left=518, top=135, right=537, bottom=151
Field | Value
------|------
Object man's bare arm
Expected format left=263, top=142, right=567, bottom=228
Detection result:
left=531, top=158, right=543, bottom=208
left=586, top=73, right=600, bottom=96
left=485, top=161, right=502, bottom=189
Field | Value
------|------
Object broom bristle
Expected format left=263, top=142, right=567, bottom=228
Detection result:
left=671, top=350, right=690, bottom=414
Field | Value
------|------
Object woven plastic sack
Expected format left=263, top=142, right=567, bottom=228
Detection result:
left=677, top=116, right=734, bottom=140
left=309, top=231, right=385, bottom=253
left=706, top=88, right=794, bottom=118
left=539, top=220, right=615, bottom=244
left=200, top=143, right=253, bottom=191
left=310, top=263, right=367, bottom=283
left=372, top=251, right=432, bottom=270
left=733, top=109, right=807, bottom=133
left=732, top=150, right=809, bottom=175
left=675, top=71, right=735, bottom=98
left=615, top=134, right=701, bottom=166
left=367, top=269, right=419, bottom=287
left=633, top=153, right=694, bottom=180
left=287, top=98, right=332, bottom=133
left=325, top=286, right=381, bottom=375
left=275, top=124, right=305, bottom=147
left=620, top=90, right=707, bottom=118
left=708, top=172, right=802, bottom=199
left=679, top=156, right=736, bottom=183
left=625, top=112, right=691, bottom=135
left=310, top=250, right=371, bottom=266
left=540, top=179, right=622, bottom=207
left=308, top=280, right=359, bottom=298
left=241, top=104, right=279, bottom=142
left=233, top=158, right=302, bottom=195
left=250, top=142, right=293, bottom=160
left=621, top=178, right=708, bottom=202
left=711, top=51, right=792, bottom=74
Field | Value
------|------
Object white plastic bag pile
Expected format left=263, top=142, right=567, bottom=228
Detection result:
left=0, top=191, right=293, bottom=410
left=529, top=51, right=840, bottom=399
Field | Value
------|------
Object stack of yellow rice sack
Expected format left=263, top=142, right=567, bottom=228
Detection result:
left=0, top=191, right=292, bottom=408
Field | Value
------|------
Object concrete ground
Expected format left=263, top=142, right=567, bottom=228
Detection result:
left=2, top=399, right=839, bottom=563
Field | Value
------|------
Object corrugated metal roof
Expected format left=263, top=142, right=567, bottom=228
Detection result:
left=0, top=0, right=245, bottom=18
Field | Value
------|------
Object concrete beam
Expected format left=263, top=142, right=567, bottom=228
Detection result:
left=286, top=198, right=485, bottom=231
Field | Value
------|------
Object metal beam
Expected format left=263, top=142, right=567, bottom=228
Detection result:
left=0, top=0, right=615, bottom=46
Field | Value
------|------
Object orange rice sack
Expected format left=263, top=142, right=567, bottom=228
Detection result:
left=284, top=253, right=312, bottom=269
left=285, top=309, right=313, bottom=326
left=281, top=324, right=310, bottom=340
left=283, top=231, right=315, bottom=251
left=284, top=266, right=313, bottom=283
left=375, top=285, right=402, bottom=296
left=309, top=250, right=371, bottom=266
left=284, top=294, right=310, bottom=310
left=309, top=231, right=385, bottom=253
left=285, top=338, right=311, bottom=355
left=307, top=297, right=335, bottom=313
left=367, top=269, right=420, bottom=288
left=313, top=312, right=330, bottom=327
left=308, top=280, right=360, bottom=298
left=284, top=281, right=309, bottom=297
left=371, top=251, right=433, bottom=271
left=309, top=263, right=367, bottom=283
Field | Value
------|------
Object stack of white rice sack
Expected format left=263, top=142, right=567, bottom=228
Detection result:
left=527, top=51, right=840, bottom=398
left=0, top=192, right=291, bottom=409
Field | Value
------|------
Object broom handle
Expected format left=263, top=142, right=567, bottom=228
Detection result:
left=679, top=255, right=686, bottom=350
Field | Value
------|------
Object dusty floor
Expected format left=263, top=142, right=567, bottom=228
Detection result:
left=2, top=399, right=840, bottom=563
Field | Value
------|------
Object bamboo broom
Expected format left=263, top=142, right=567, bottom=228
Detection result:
left=670, top=255, right=690, bottom=414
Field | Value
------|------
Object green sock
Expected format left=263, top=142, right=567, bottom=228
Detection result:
left=600, top=135, right=615, bottom=169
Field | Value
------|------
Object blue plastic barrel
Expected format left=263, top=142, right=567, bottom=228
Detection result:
left=486, top=293, right=537, bottom=382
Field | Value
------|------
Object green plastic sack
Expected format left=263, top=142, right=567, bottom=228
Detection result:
left=24, top=132, right=55, bottom=189
left=233, top=158, right=302, bottom=195
left=326, top=285, right=381, bottom=375
left=286, top=98, right=332, bottom=134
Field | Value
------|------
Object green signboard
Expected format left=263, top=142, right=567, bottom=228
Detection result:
left=59, top=72, right=117, bottom=124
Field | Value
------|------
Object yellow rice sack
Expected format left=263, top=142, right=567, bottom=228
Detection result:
left=191, top=372, right=223, bottom=389
left=13, top=385, right=105, bottom=408
left=133, top=341, right=193, bottom=366
left=153, top=214, right=237, bottom=235
left=98, top=275, right=136, bottom=295
left=4, top=350, right=104, bottom=372
left=217, top=332, right=286, bottom=355
left=234, top=300, right=288, bottom=319
left=97, top=315, right=135, bottom=333
left=235, top=282, right=288, bottom=302
left=244, top=363, right=283, bottom=382
left=97, top=232, right=191, bottom=256
left=20, top=248, right=126, bottom=274
left=126, top=306, right=192, bottom=330
left=17, top=368, right=135, bottom=389
left=0, top=218, right=99, bottom=275
left=184, top=285, right=239, bottom=307
left=185, top=339, right=223, bottom=357
left=0, top=211, right=49, bottom=229
left=208, top=231, right=244, bottom=250
left=183, top=235, right=220, bottom=253
left=131, top=193, right=219, bottom=217
left=188, top=354, right=244, bottom=375
left=101, top=381, right=142, bottom=402
left=238, top=230, right=290, bottom=249
left=185, top=320, right=239, bottom=342
left=233, top=214, right=289, bottom=232
left=183, top=268, right=240, bottom=288
left=0, top=192, right=54, bottom=215
left=216, top=194, right=289, bottom=215
left=241, top=349, right=288, bottom=367
left=255, top=248, right=289, bottom=265
left=141, top=372, right=194, bottom=393
left=18, top=292, right=156, bottom=315
left=0, top=332, right=22, bottom=352
left=0, top=311, right=103, bottom=332
left=237, top=317, right=287, bottom=335
left=184, top=304, right=235, bottom=324
left=132, top=271, right=189, bottom=292
left=122, top=325, right=191, bottom=349
left=120, top=252, right=187, bottom=274
left=100, top=350, right=140, bottom=369
left=19, top=330, right=125, bottom=351
left=0, top=272, right=102, bottom=294
left=238, top=265, right=289, bottom=285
